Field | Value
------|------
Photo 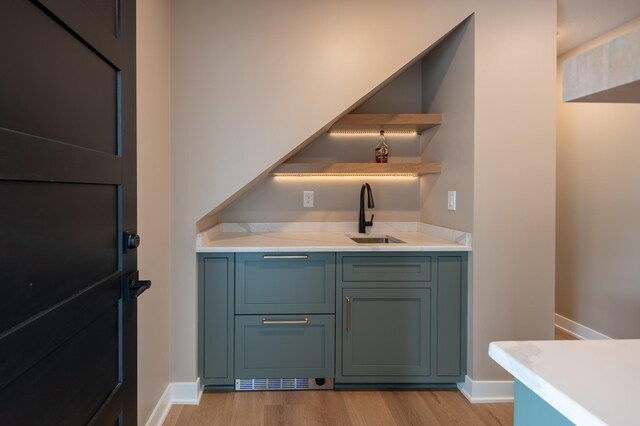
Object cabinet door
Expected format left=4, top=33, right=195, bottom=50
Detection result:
left=198, top=254, right=234, bottom=386
left=341, top=288, right=430, bottom=377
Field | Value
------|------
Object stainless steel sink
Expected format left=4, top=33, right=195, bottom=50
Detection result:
left=349, top=235, right=406, bottom=244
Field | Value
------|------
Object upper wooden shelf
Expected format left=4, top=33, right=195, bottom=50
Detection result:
left=271, top=162, right=441, bottom=177
left=330, top=113, right=442, bottom=133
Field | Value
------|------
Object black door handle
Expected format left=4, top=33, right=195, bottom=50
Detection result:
left=123, top=231, right=141, bottom=253
left=132, top=279, right=151, bottom=296
left=125, top=271, right=152, bottom=300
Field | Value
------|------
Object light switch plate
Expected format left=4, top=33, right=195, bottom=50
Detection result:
left=303, top=191, right=314, bottom=208
left=448, top=191, right=456, bottom=211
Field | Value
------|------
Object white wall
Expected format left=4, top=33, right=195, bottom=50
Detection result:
left=471, top=2, right=556, bottom=379
left=171, top=0, right=556, bottom=384
left=556, top=18, right=640, bottom=338
left=137, top=0, right=172, bottom=423
left=420, top=18, right=474, bottom=233
left=218, top=62, right=423, bottom=224
left=417, top=18, right=476, bottom=378
left=218, top=176, right=421, bottom=224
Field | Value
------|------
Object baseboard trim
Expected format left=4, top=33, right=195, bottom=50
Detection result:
left=555, top=314, right=612, bottom=340
left=145, top=378, right=203, bottom=426
left=145, top=384, right=172, bottom=426
left=457, top=375, right=513, bottom=403
left=171, top=377, right=203, bottom=405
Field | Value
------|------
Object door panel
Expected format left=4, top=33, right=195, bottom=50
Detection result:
left=0, top=0, right=118, bottom=154
left=0, top=307, right=120, bottom=425
left=0, top=129, right=123, bottom=184
left=342, top=288, right=430, bottom=377
left=80, top=0, right=120, bottom=36
left=0, top=273, right=121, bottom=391
left=0, top=181, right=118, bottom=331
left=38, top=0, right=123, bottom=65
left=436, top=256, right=463, bottom=376
left=0, top=0, right=138, bottom=424
left=201, top=255, right=234, bottom=385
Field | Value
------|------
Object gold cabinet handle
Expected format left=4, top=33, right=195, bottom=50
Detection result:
left=345, top=296, right=351, bottom=333
left=262, top=255, right=309, bottom=259
left=261, top=318, right=309, bottom=325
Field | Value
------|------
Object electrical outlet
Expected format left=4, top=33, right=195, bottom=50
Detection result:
left=303, top=191, right=314, bottom=208
left=448, top=191, right=456, bottom=211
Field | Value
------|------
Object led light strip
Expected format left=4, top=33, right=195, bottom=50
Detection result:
left=272, top=173, right=418, bottom=177
left=328, top=130, right=419, bottom=135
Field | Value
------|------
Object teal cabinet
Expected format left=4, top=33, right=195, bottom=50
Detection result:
left=514, top=380, right=573, bottom=426
left=234, top=253, right=336, bottom=381
left=198, top=253, right=234, bottom=386
left=198, top=250, right=467, bottom=388
left=235, top=314, right=335, bottom=379
left=336, top=252, right=467, bottom=384
left=436, top=256, right=465, bottom=377
left=342, top=254, right=432, bottom=284
left=341, top=288, right=431, bottom=378
left=235, top=252, right=335, bottom=314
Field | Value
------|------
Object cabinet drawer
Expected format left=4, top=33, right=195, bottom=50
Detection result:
left=235, top=314, right=334, bottom=379
left=235, top=253, right=335, bottom=314
left=341, top=253, right=431, bottom=283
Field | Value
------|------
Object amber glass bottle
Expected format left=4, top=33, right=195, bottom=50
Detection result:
left=375, top=130, right=389, bottom=163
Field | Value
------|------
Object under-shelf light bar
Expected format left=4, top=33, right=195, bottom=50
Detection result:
left=272, top=172, right=418, bottom=178
left=328, top=130, right=419, bottom=135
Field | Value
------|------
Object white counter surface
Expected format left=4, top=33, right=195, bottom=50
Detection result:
left=489, top=339, right=640, bottom=426
left=197, top=222, right=471, bottom=252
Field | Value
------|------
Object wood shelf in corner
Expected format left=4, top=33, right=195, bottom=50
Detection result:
left=330, top=113, right=442, bottom=133
left=271, top=162, right=441, bottom=177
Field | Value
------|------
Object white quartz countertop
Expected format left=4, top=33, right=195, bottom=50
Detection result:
left=489, top=339, right=640, bottom=426
left=197, top=222, right=471, bottom=252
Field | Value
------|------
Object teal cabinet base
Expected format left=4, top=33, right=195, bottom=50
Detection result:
left=198, top=251, right=468, bottom=388
left=514, top=380, right=573, bottom=426
left=202, top=385, right=235, bottom=392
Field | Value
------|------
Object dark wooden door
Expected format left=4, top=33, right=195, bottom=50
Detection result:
left=0, top=1, right=141, bottom=424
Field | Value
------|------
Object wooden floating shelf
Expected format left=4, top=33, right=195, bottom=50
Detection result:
left=330, top=113, right=442, bottom=133
left=271, top=162, right=442, bottom=177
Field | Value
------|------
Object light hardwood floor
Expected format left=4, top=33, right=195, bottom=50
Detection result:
left=164, top=330, right=577, bottom=425
left=164, top=389, right=513, bottom=426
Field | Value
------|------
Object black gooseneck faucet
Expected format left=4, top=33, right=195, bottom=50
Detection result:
left=359, top=183, right=375, bottom=234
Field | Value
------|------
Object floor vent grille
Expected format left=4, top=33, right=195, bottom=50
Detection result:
left=235, top=378, right=333, bottom=391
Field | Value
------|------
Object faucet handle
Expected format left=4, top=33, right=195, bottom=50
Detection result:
left=366, top=214, right=375, bottom=226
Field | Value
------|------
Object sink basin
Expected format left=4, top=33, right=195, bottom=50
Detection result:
left=349, top=235, right=406, bottom=244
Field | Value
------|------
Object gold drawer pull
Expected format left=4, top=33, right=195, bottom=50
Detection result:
left=345, top=296, right=351, bottom=333
left=261, top=318, right=309, bottom=325
left=263, top=255, right=309, bottom=259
